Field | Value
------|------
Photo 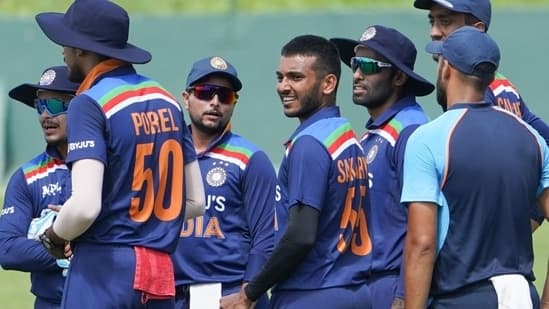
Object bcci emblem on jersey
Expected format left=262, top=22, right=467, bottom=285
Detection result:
left=366, top=144, right=378, bottom=164
left=206, top=167, right=227, bottom=187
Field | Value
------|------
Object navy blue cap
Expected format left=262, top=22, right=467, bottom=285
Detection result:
left=414, top=0, right=491, bottom=29
left=330, top=25, right=434, bottom=96
left=185, top=56, right=242, bottom=91
left=9, top=65, right=79, bottom=109
left=426, top=26, right=499, bottom=78
left=36, top=0, right=151, bottom=64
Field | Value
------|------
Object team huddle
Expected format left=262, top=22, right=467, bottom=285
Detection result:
left=0, top=0, right=548, bottom=308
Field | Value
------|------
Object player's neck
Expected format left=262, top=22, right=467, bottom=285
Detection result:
left=191, top=129, right=218, bottom=154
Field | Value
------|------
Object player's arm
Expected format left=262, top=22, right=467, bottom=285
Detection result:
left=49, top=158, right=104, bottom=241
left=542, top=256, right=549, bottom=309
left=404, top=201, right=437, bottom=309
left=183, top=160, right=205, bottom=220
left=400, top=127, right=442, bottom=309
left=0, top=170, right=58, bottom=271
left=244, top=203, right=319, bottom=300
left=241, top=151, right=277, bottom=281
left=243, top=136, right=328, bottom=302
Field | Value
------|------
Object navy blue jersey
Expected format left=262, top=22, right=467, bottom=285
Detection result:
left=0, top=146, right=71, bottom=303
left=487, top=73, right=548, bottom=224
left=274, top=107, right=372, bottom=291
left=173, top=130, right=276, bottom=285
left=401, top=103, right=549, bottom=295
left=65, top=66, right=196, bottom=253
left=360, top=97, right=428, bottom=295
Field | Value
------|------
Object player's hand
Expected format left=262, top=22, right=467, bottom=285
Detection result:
left=48, top=204, right=62, bottom=212
left=39, top=226, right=69, bottom=259
left=219, top=284, right=255, bottom=309
left=391, top=297, right=405, bottom=309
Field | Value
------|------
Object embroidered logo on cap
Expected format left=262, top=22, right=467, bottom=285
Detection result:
left=360, top=27, right=377, bottom=41
left=39, top=69, right=56, bottom=86
left=210, top=57, right=228, bottom=70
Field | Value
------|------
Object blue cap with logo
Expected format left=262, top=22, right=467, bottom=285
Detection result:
left=414, top=0, right=491, bottom=29
left=425, top=26, right=500, bottom=78
left=9, top=65, right=79, bottom=109
left=185, top=56, right=242, bottom=91
left=330, top=25, right=434, bottom=96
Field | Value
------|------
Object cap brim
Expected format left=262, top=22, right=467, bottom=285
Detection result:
left=413, top=0, right=433, bottom=9
left=8, top=83, right=76, bottom=109
left=36, top=12, right=152, bottom=64
left=330, top=37, right=361, bottom=67
left=188, top=71, right=243, bottom=91
left=425, top=40, right=444, bottom=55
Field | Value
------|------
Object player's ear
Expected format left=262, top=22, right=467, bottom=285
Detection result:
left=321, top=73, right=338, bottom=96
left=181, top=91, right=190, bottom=110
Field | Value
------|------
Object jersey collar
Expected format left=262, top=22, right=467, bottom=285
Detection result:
left=366, top=95, right=418, bottom=129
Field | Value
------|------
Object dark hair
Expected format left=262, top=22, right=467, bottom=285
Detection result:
left=464, top=13, right=487, bottom=31
left=281, top=34, right=341, bottom=86
left=470, top=62, right=496, bottom=90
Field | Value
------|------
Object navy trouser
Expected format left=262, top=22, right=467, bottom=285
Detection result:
left=269, top=284, right=371, bottom=309
left=430, top=280, right=540, bottom=308
left=174, top=282, right=269, bottom=309
left=61, top=243, right=175, bottom=309
left=34, top=297, right=61, bottom=309
left=367, top=272, right=399, bottom=309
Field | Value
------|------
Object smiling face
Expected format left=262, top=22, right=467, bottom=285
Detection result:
left=36, top=90, right=73, bottom=147
left=182, top=75, right=236, bottom=137
left=275, top=54, right=325, bottom=122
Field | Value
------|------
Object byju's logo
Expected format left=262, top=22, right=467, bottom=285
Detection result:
left=68, top=140, right=95, bottom=152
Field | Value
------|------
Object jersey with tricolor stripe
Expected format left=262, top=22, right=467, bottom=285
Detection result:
left=274, top=106, right=372, bottom=291
left=401, top=102, right=549, bottom=295
left=65, top=66, right=196, bottom=253
left=0, top=146, right=70, bottom=303
left=487, top=72, right=547, bottom=223
left=360, top=98, right=428, bottom=291
left=486, top=72, right=549, bottom=147
left=173, top=129, right=276, bottom=287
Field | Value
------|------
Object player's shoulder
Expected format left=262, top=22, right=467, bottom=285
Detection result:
left=395, top=103, right=429, bottom=127
left=410, top=110, right=463, bottom=141
left=488, top=71, right=522, bottom=99
left=20, top=152, right=66, bottom=185
left=224, top=132, right=262, bottom=154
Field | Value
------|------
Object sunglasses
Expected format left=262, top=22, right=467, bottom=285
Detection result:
left=350, top=56, right=392, bottom=75
left=35, top=98, right=71, bottom=116
left=188, top=84, right=238, bottom=105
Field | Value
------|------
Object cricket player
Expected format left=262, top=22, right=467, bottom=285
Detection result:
left=222, top=35, right=372, bottom=309
left=402, top=26, right=548, bottom=308
left=34, top=0, right=205, bottom=307
left=0, top=65, right=78, bottom=309
left=331, top=25, right=434, bottom=309
left=173, top=56, right=276, bottom=309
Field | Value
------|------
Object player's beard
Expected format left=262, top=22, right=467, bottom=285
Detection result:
left=352, top=82, right=393, bottom=110
left=284, top=80, right=323, bottom=119
left=192, top=112, right=230, bottom=136
left=436, top=72, right=448, bottom=112
left=68, top=64, right=87, bottom=83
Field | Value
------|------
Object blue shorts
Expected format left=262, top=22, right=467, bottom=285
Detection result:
left=174, top=282, right=269, bottom=309
left=61, top=243, right=174, bottom=309
left=367, top=272, right=399, bottom=309
left=270, top=284, right=371, bottom=309
left=430, top=280, right=540, bottom=308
